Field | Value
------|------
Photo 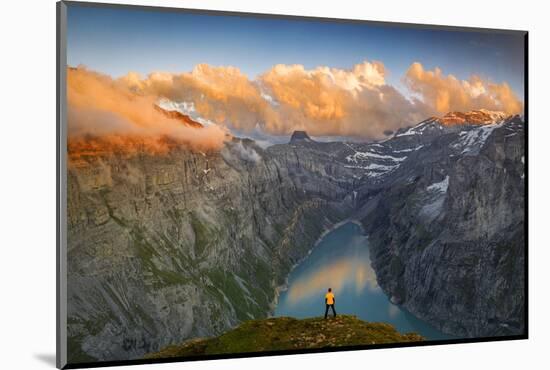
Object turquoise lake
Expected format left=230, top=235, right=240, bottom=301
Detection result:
left=274, top=222, right=453, bottom=341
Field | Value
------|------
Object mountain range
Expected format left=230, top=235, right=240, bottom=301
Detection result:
left=66, top=109, right=525, bottom=362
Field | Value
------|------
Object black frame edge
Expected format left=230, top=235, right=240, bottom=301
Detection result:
left=57, top=1, right=68, bottom=369
left=523, top=32, right=529, bottom=339
left=57, top=1, right=529, bottom=369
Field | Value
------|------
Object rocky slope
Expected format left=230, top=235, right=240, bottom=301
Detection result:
left=351, top=115, right=525, bottom=337
left=66, top=111, right=525, bottom=363
left=144, top=315, right=423, bottom=359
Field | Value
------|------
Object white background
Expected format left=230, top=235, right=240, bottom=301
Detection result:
left=0, top=0, right=547, bottom=368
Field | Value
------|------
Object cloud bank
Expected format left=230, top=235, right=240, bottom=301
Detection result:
left=404, top=62, right=523, bottom=115
left=68, top=60, right=523, bottom=153
left=117, top=61, right=436, bottom=140
left=119, top=64, right=271, bottom=134
left=67, top=67, right=228, bottom=157
left=258, top=62, right=431, bottom=138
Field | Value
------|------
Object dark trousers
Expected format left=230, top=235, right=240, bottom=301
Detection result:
left=324, top=304, right=336, bottom=318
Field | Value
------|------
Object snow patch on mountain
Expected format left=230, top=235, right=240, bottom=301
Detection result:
left=420, top=176, right=450, bottom=219
left=453, top=123, right=502, bottom=155
left=395, top=119, right=437, bottom=137
left=260, top=92, right=279, bottom=106
left=345, top=151, right=406, bottom=163
left=427, top=176, right=449, bottom=193
left=344, top=163, right=400, bottom=177
left=157, top=98, right=217, bottom=127
left=393, top=145, right=424, bottom=153
left=158, top=98, right=195, bottom=115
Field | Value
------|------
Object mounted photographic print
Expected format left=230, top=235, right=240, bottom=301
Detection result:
left=56, top=1, right=528, bottom=368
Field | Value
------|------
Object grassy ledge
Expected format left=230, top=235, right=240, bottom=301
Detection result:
left=144, top=315, right=424, bottom=359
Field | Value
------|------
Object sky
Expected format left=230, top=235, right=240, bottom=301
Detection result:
left=66, top=3, right=526, bottom=145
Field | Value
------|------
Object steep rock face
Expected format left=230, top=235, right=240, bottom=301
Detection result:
left=355, top=116, right=525, bottom=337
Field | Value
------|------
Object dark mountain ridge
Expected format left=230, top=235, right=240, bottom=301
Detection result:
left=289, top=130, right=314, bottom=144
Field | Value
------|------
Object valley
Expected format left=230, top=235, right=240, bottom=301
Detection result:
left=66, top=111, right=525, bottom=362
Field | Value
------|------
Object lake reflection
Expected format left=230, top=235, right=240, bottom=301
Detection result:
left=274, top=222, right=454, bottom=341
left=285, top=237, right=377, bottom=305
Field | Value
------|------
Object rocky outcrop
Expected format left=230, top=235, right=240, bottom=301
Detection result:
left=289, top=130, right=314, bottom=144
left=66, top=113, right=525, bottom=363
left=145, top=315, right=424, bottom=359
left=154, top=104, right=203, bottom=128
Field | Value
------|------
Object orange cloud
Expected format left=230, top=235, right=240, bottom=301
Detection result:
left=69, top=60, right=523, bottom=150
left=116, top=61, right=432, bottom=140
left=258, top=61, right=433, bottom=138
left=67, top=67, right=228, bottom=158
left=119, top=64, right=277, bottom=133
left=404, top=62, right=523, bottom=115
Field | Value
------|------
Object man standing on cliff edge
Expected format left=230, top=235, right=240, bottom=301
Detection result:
left=324, top=288, right=337, bottom=319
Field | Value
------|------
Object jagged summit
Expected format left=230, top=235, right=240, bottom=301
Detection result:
left=388, top=110, right=514, bottom=142
left=156, top=98, right=217, bottom=128
left=289, top=130, right=314, bottom=144
left=154, top=104, right=203, bottom=128
left=435, top=109, right=509, bottom=125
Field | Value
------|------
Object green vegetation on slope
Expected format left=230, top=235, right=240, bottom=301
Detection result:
left=144, top=315, right=423, bottom=359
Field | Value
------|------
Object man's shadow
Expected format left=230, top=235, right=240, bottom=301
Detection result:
left=34, top=353, right=56, bottom=367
